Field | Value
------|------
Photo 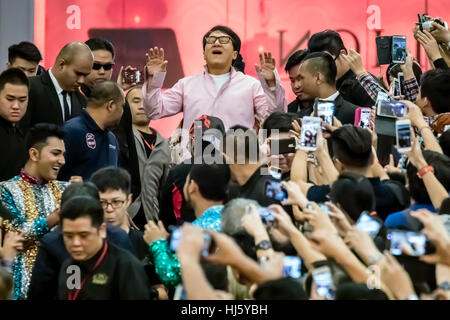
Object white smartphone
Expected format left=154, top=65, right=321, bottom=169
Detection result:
left=396, top=119, right=412, bottom=153
left=299, top=116, right=321, bottom=151
left=391, top=35, right=407, bottom=64
left=377, top=100, right=407, bottom=118
left=312, top=265, right=335, bottom=300
left=315, top=100, right=335, bottom=128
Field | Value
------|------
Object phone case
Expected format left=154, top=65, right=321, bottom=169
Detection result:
left=354, top=107, right=362, bottom=127
left=376, top=36, right=392, bottom=65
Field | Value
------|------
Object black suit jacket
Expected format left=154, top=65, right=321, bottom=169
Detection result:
left=21, top=69, right=87, bottom=130
left=333, top=94, right=359, bottom=125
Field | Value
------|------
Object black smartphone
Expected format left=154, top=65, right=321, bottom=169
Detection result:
left=270, top=137, right=297, bottom=155
left=122, top=69, right=141, bottom=84
left=264, top=180, right=288, bottom=202
left=376, top=36, right=392, bottom=65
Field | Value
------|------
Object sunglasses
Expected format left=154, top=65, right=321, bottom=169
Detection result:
left=92, top=62, right=115, bottom=70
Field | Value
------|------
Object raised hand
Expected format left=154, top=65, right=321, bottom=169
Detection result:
left=255, top=52, right=276, bottom=86
left=146, top=47, right=168, bottom=77
left=430, top=21, right=450, bottom=43
left=342, top=49, right=366, bottom=77
left=280, top=180, right=308, bottom=209
left=143, top=220, right=169, bottom=245
left=117, top=65, right=139, bottom=90
left=416, top=29, right=442, bottom=61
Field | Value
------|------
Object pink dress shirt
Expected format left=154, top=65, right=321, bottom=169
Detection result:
left=142, top=66, right=287, bottom=131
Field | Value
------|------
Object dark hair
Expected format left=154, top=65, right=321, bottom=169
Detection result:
left=262, top=112, right=297, bottom=135
left=202, top=25, right=245, bottom=73
left=8, top=41, right=42, bottom=64
left=84, top=38, right=115, bottom=59
left=284, top=49, right=309, bottom=72
left=331, top=125, right=373, bottom=168
left=188, top=164, right=230, bottom=201
left=387, top=171, right=406, bottom=186
left=407, top=151, right=450, bottom=204
left=253, top=278, right=307, bottom=300
left=386, top=61, right=422, bottom=85
left=330, top=173, right=376, bottom=221
left=420, top=69, right=450, bottom=114
left=0, top=68, right=29, bottom=92
left=439, top=130, right=450, bottom=158
left=335, top=282, right=389, bottom=300
left=302, top=52, right=337, bottom=85
left=60, top=195, right=104, bottom=228
left=440, top=197, right=450, bottom=214
left=87, top=81, right=123, bottom=107
left=230, top=231, right=257, bottom=261
left=25, top=123, right=65, bottom=152
left=223, top=125, right=260, bottom=163
left=201, top=262, right=228, bottom=291
left=307, top=30, right=346, bottom=57
left=90, top=166, right=131, bottom=194
left=61, top=182, right=100, bottom=207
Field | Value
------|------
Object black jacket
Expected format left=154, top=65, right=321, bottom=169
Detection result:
left=332, top=94, right=360, bottom=125
left=21, top=69, right=87, bottom=130
left=287, top=98, right=314, bottom=118
left=58, top=241, right=150, bottom=300
left=0, top=117, right=27, bottom=181
left=336, top=70, right=375, bottom=108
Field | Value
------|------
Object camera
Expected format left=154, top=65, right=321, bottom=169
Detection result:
left=417, top=14, right=447, bottom=32
left=375, top=35, right=406, bottom=65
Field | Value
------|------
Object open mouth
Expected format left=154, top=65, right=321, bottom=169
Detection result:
left=52, top=166, right=60, bottom=173
left=212, top=49, right=223, bottom=55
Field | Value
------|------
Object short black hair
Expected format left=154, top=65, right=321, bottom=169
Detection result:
left=8, top=41, right=42, bottom=64
left=0, top=68, right=29, bottom=92
left=439, top=130, right=450, bottom=158
left=284, top=49, right=309, bottom=72
left=335, top=282, right=388, bottom=300
left=308, top=30, right=346, bottom=57
left=61, top=182, right=100, bottom=207
left=330, top=125, right=373, bottom=168
left=420, top=69, right=450, bottom=114
left=262, top=112, right=297, bottom=136
left=223, top=125, right=260, bottom=163
left=84, top=38, right=115, bottom=59
left=188, top=164, right=230, bottom=201
left=407, top=151, right=450, bottom=204
left=90, top=166, right=131, bottom=194
left=26, top=123, right=65, bottom=152
left=440, top=197, right=450, bottom=214
left=201, top=262, right=228, bottom=291
left=330, top=173, right=376, bottom=221
left=302, top=52, right=337, bottom=85
left=253, top=278, right=308, bottom=300
left=87, top=81, right=123, bottom=107
left=387, top=62, right=422, bottom=85
left=61, top=195, right=104, bottom=228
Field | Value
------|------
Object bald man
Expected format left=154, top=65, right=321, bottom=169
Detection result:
left=21, top=42, right=94, bottom=130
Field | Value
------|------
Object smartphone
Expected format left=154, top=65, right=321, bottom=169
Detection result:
left=355, top=211, right=382, bottom=239
left=398, top=72, right=405, bottom=96
left=396, top=119, right=412, bottom=153
left=354, top=107, right=372, bottom=129
left=270, top=137, right=296, bottom=155
left=375, top=91, right=390, bottom=106
left=268, top=166, right=282, bottom=179
left=392, top=78, right=401, bottom=96
left=257, top=207, right=276, bottom=226
left=387, top=230, right=433, bottom=257
left=375, top=36, right=392, bottom=65
left=122, top=69, right=141, bottom=84
left=312, top=265, right=335, bottom=300
left=391, top=36, right=406, bottom=64
left=173, top=285, right=187, bottom=300
left=377, top=100, right=407, bottom=118
left=264, top=180, right=288, bottom=202
left=299, top=116, right=321, bottom=151
left=170, top=228, right=214, bottom=256
left=283, top=256, right=302, bottom=279
left=315, top=100, right=335, bottom=129
left=318, top=203, right=330, bottom=215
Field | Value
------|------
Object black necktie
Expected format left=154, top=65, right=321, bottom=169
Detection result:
left=61, top=91, right=71, bottom=121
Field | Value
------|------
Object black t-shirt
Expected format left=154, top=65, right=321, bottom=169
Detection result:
left=138, top=130, right=157, bottom=157
left=306, top=177, right=409, bottom=220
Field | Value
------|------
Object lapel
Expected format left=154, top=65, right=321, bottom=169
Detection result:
left=41, top=70, right=64, bottom=122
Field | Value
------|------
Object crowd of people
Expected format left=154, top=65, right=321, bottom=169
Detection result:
left=0, top=15, right=449, bottom=301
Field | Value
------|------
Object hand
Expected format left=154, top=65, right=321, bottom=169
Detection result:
left=46, top=208, right=60, bottom=228
left=405, top=130, right=427, bottom=169
left=204, top=231, right=246, bottom=267
left=384, top=154, right=403, bottom=174
left=69, top=176, right=83, bottom=184
left=416, top=29, right=442, bottom=61
left=290, top=119, right=301, bottom=138
left=325, top=201, right=353, bottom=235
left=399, top=48, right=415, bottom=79
left=323, top=116, right=342, bottom=139
left=344, top=227, right=381, bottom=265
left=145, top=47, right=168, bottom=77
left=143, top=220, right=169, bottom=245
left=268, top=204, right=298, bottom=238
left=176, top=224, right=204, bottom=261
left=241, top=204, right=269, bottom=239
left=280, top=180, right=308, bottom=209
left=430, top=21, right=450, bottom=43
left=117, top=65, right=138, bottom=90
left=341, top=49, right=366, bottom=77
left=0, top=231, right=25, bottom=261
left=402, top=100, right=427, bottom=127
left=379, top=251, right=416, bottom=299
left=303, top=202, right=337, bottom=235
left=255, top=52, right=276, bottom=86
left=314, top=128, right=328, bottom=155
left=258, top=251, right=285, bottom=279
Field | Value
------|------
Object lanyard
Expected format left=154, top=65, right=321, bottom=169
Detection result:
left=68, top=242, right=108, bottom=301
left=138, top=131, right=155, bottom=151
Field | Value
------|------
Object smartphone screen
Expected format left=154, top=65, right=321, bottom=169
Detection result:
left=393, top=78, right=401, bottom=96
left=359, top=108, right=372, bottom=129
left=396, top=120, right=412, bottom=152
left=392, top=36, right=406, bottom=64
left=378, top=101, right=406, bottom=118
left=398, top=72, right=405, bottom=96
left=257, top=207, right=276, bottom=226
left=264, top=180, right=288, bottom=202
left=356, top=212, right=382, bottom=238
left=318, top=203, right=330, bottom=215
left=313, top=266, right=335, bottom=300
left=283, top=256, right=302, bottom=279
left=300, top=117, right=321, bottom=151
left=316, top=101, right=335, bottom=128
left=169, top=228, right=182, bottom=252
left=388, top=231, right=427, bottom=256
left=375, top=91, right=390, bottom=105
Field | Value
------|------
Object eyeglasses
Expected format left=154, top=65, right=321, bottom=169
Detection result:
left=205, top=36, right=232, bottom=45
left=92, top=62, right=115, bottom=71
left=100, top=199, right=125, bottom=209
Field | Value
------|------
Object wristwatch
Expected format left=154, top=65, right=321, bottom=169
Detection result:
left=255, top=240, right=272, bottom=251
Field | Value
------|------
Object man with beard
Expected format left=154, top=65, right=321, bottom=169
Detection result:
left=58, top=81, right=124, bottom=181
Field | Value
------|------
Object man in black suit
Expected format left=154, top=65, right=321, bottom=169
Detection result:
left=21, top=42, right=93, bottom=130
left=296, top=52, right=359, bottom=124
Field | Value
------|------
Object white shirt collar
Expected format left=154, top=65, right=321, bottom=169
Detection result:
left=48, top=68, right=64, bottom=94
left=323, top=91, right=340, bottom=101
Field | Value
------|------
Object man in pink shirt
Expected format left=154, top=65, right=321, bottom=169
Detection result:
left=142, top=25, right=286, bottom=132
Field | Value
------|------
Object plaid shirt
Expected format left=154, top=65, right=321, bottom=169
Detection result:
left=358, top=72, right=419, bottom=103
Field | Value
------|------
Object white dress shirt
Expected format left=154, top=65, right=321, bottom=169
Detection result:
left=49, top=68, right=72, bottom=121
